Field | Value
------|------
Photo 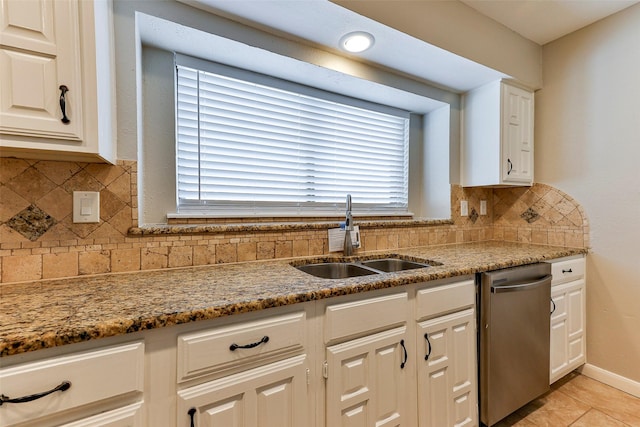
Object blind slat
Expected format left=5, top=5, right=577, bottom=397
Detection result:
left=176, top=64, right=409, bottom=210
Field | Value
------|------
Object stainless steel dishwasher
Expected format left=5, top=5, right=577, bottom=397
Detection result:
left=478, top=263, right=552, bottom=426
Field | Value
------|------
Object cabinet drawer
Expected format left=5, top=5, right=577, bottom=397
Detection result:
left=416, top=279, right=475, bottom=320
left=60, top=401, right=144, bottom=427
left=551, top=257, right=585, bottom=285
left=177, top=311, right=305, bottom=382
left=324, top=292, right=408, bottom=344
left=0, top=342, right=144, bottom=427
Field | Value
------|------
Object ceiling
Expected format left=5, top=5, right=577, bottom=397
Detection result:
left=177, top=0, right=508, bottom=93
left=460, top=0, right=640, bottom=45
left=176, top=0, right=638, bottom=94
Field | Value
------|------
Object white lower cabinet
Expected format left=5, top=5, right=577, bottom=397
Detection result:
left=325, top=326, right=409, bottom=426
left=323, top=291, right=410, bottom=427
left=0, top=342, right=145, bottom=427
left=173, top=309, right=311, bottom=427
left=58, top=402, right=144, bottom=427
left=177, top=355, right=309, bottom=427
left=550, top=256, right=586, bottom=384
left=418, top=309, right=476, bottom=427
left=416, top=279, right=478, bottom=427
left=1, top=276, right=481, bottom=427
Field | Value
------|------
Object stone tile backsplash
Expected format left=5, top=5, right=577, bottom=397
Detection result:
left=0, top=158, right=588, bottom=283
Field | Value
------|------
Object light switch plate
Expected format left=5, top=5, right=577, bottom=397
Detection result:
left=73, top=191, right=100, bottom=223
left=460, top=200, right=469, bottom=217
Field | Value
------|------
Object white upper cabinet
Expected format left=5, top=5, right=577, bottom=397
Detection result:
left=0, top=0, right=116, bottom=163
left=461, top=80, right=534, bottom=187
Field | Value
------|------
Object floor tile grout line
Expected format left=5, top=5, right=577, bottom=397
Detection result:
left=559, top=377, right=640, bottom=426
left=568, top=408, right=592, bottom=427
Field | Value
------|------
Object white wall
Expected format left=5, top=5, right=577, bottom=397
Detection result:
left=113, top=1, right=460, bottom=224
left=536, top=4, right=640, bottom=383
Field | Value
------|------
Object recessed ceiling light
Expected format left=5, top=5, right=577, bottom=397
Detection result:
left=339, top=31, right=375, bottom=53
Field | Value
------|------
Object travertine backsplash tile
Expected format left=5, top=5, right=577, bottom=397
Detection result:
left=0, top=158, right=589, bottom=283
left=493, top=183, right=588, bottom=248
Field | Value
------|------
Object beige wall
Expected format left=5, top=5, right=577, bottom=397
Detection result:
left=536, top=4, right=640, bottom=383
left=333, top=0, right=542, bottom=89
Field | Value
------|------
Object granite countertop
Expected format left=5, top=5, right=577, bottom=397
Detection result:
left=0, top=242, right=586, bottom=357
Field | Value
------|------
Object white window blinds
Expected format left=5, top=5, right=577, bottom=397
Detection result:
left=175, top=60, right=409, bottom=215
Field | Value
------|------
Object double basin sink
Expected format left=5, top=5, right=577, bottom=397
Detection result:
left=294, top=255, right=436, bottom=279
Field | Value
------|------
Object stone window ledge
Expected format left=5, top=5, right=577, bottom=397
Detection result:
left=128, top=219, right=454, bottom=235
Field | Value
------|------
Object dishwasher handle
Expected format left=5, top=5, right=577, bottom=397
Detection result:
left=491, top=275, right=551, bottom=293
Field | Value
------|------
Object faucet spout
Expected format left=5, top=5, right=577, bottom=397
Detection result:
left=344, top=194, right=354, bottom=256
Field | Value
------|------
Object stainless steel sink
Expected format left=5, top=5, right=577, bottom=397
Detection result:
left=360, top=258, right=430, bottom=272
left=295, top=262, right=379, bottom=279
left=294, top=255, right=433, bottom=279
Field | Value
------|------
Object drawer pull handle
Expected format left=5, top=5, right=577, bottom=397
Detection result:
left=59, top=85, right=70, bottom=124
left=0, top=381, right=71, bottom=406
left=424, top=333, right=432, bottom=361
left=551, top=298, right=556, bottom=315
left=562, top=268, right=573, bottom=273
left=400, top=339, right=408, bottom=369
left=229, top=335, right=269, bottom=351
left=188, top=407, right=196, bottom=427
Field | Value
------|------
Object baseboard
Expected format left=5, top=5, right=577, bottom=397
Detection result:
left=579, top=363, right=640, bottom=398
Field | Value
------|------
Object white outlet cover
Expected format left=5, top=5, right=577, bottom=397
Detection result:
left=480, top=200, right=487, bottom=215
left=73, top=191, right=100, bottom=223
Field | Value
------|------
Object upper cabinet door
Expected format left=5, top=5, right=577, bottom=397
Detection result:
left=0, top=0, right=116, bottom=163
left=502, top=84, right=534, bottom=184
left=461, top=80, right=534, bottom=187
left=0, top=0, right=84, bottom=141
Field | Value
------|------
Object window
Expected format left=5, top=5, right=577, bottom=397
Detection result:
left=175, top=57, right=410, bottom=216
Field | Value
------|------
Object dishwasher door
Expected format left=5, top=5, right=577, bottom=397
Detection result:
left=479, top=263, right=552, bottom=426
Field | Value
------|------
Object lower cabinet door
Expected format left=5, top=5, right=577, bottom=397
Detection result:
left=550, top=279, right=586, bottom=383
left=550, top=285, right=569, bottom=381
left=325, top=326, right=409, bottom=427
left=177, top=355, right=309, bottom=427
left=417, top=308, right=477, bottom=427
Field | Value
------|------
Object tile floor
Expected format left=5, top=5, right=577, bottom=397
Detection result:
left=494, top=372, right=640, bottom=426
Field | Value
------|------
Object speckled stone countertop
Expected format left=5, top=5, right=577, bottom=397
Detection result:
left=0, top=242, right=586, bottom=357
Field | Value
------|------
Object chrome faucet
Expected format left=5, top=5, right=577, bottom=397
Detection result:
left=344, top=194, right=354, bottom=256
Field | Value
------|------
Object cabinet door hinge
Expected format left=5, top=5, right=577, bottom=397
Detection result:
left=322, top=361, right=328, bottom=379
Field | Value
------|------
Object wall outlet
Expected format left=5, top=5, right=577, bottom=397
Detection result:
left=480, top=200, right=487, bottom=215
left=460, top=200, right=469, bottom=217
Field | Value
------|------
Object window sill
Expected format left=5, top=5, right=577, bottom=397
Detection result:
left=128, top=218, right=454, bottom=236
